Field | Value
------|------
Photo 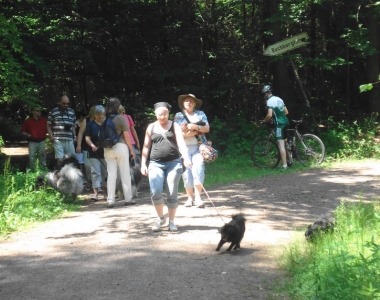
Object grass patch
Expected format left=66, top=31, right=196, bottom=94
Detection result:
left=278, top=201, right=380, bottom=300
left=204, top=154, right=307, bottom=187
left=0, top=158, right=81, bottom=237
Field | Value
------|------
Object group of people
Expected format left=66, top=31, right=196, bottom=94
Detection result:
left=21, top=85, right=287, bottom=232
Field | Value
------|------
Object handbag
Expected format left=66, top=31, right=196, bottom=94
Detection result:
left=181, top=111, right=218, bottom=163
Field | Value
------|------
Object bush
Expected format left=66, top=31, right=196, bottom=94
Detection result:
left=279, top=201, right=380, bottom=299
left=208, top=112, right=380, bottom=161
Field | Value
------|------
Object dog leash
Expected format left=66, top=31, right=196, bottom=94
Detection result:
left=187, top=165, right=226, bottom=224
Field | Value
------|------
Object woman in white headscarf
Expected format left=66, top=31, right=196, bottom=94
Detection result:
left=140, top=102, right=191, bottom=232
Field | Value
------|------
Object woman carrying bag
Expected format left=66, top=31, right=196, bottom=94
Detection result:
left=174, top=94, right=210, bottom=208
left=140, top=102, right=191, bottom=232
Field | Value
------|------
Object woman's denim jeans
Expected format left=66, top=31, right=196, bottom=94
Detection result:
left=148, top=159, right=183, bottom=209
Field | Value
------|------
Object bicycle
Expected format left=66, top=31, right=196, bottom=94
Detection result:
left=251, top=120, right=326, bottom=168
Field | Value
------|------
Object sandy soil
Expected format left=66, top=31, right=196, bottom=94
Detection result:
left=0, top=159, right=380, bottom=300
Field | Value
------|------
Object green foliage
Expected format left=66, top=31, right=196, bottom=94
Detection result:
left=0, top=158, right=80, bottom=236
left=208, top=114, right=380, bottom=163
left=0, top=14, right=37, bottom=104
left=279, top=201, right=380, bottom=300
left=319, top=114, right=380, bottom=160
left=209, top=114, right=261, bottom=157
left=360, top=83, right=374, bottom=93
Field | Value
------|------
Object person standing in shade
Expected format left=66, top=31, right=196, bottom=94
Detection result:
left=174, top=94, right=210, bottom=208
left=261, top=84, right=290, bottom=170
left=21, top=105, right=48, bottom=171
left=103, top=97, right=136, bottom=208
left=140, top=102, right=191, bottom=232
left=85, top=105, right=108, bottom=201
left=47, top=95, right=76, bottom=167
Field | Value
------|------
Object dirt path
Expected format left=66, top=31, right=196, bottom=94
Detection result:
left=1, top=160, right=380, bottom=300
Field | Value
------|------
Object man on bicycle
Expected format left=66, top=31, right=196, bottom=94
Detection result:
left=261, top=85, right=290, bottom=170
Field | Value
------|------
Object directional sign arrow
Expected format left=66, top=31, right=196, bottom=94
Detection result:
left=264, top=33, right=309, bottom=56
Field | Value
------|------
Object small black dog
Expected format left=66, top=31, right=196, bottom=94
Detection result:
left=305, top=215, right=335, bottom=241
left=36, top=156, right=84, bottom=202
left=216, top=214, right=246, bottom=251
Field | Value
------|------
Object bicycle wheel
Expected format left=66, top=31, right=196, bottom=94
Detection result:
left=295, top=134, right=325, bottom=167
left=251, top=138, right=280, bottom=168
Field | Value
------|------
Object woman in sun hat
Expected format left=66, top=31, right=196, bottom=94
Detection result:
left=174, top=94, right=210, bottom=208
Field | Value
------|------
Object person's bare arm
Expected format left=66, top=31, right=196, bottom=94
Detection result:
left=47, top=123, right=55, bottom=142
left=174, top=122, right=191, bottom=168
left=140, top=124, right=153, bottom=176
left=76, top=118, right=86, bottom=153
left=123, top=130, right=136, bottom=159
left=263, top=108, right=273, bottom=123
left=130, top=125, right=140, bottom=150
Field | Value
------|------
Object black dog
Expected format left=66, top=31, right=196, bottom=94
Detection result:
left=305, top=215, right=335, bottom=241
left=216, top=214, right=246, bottom=251
left=36, top=156, right=84, bottom=202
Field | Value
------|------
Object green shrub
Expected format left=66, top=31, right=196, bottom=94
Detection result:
left=319, top=114, right=380, bottom=160
left=209, top=113, right=380, bottom=161
left=0, top=158, right=80, bottom=236
left=279, top=201, right=380, bottom=300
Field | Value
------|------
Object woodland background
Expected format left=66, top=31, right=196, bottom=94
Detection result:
left=0, top=0, right=379, bottom=154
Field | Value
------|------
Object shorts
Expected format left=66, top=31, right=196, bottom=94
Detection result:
left=275, top=124, right=289, bottom=140
left=53, top=139, right=76, bottom=159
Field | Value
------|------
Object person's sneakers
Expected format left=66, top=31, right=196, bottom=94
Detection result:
left=281, top=166, right=289, bottom=171
left=184, top=198, right=193, bottom=207
left=152, top=216, right=166, bottom=232
left=90, top=195, right=98, bottom=201
left=169, top=221, right=178, bottom=232
left=107, top=202, right=115, bottom=208
left=194, top=199, right=205, bottom=208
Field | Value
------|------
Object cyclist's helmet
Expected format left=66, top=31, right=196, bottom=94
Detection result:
left=261, top=85, right=272, bottom=94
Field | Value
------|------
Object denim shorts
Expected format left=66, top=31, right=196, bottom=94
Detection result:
left=148, top=159, right=182, bottom=209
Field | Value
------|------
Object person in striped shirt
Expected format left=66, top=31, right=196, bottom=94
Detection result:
left=47, top=95, right=77, bottom=167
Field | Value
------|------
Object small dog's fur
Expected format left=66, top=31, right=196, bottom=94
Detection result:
left=216, top=214, right=246, bottom=251
left=36, top=156, right=84, bottom=202
left=116, top=158, right=142, bottom=198
left=305, top=215, right=335, bottom=241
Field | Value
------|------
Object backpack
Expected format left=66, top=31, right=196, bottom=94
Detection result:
left=98, top=114, right=122, bottom=148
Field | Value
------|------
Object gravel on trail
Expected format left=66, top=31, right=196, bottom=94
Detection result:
left=1, top=160, right=379, bottom=300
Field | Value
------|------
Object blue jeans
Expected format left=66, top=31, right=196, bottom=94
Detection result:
left=148, top=159, right=183, bottom=209
left=88, top=157, right=107, bottom=189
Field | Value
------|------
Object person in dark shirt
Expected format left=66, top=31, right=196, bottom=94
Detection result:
left=140, top=102, right=191, bottom=232
left=85, top=105, right=108, bottom=201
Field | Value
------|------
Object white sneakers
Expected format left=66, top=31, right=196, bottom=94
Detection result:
left=152, top=217, right=178, bottom=232
left=184, top=197, right=205, bottom=208
left=152, top=216, right=166, bottom=232
left=169, top=221, right=178, bottom=232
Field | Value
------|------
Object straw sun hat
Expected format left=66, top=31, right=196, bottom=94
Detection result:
left=177, top=94, right=203, bottom=110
